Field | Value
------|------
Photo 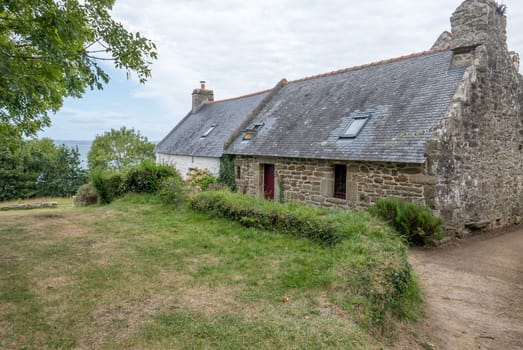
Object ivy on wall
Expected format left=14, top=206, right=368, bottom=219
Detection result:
left=219, top=155, right=236, bottom=191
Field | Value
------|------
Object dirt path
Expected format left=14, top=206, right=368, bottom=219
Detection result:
left=401, top=228, right=523, bottom=350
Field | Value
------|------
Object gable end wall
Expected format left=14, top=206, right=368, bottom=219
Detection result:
left=426, top=47, right=523, bottom=236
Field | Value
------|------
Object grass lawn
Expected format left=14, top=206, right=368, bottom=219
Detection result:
left=0, top=194, right=418, bottom=349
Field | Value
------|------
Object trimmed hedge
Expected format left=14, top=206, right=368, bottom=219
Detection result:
left=368, top=198, right=444, bottom=246
left=189, top=190, right=417, bottom=327
left=190, top=190, right=341, bottom=246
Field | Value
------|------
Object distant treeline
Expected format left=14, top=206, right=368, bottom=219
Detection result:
left=0, top=138, right=86, bottom=201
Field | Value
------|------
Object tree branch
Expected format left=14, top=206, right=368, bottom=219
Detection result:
left=86, top=54, right=115, bottom=61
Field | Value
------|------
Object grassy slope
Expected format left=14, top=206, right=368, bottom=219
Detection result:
left=0, top=195, right=419, bottom=349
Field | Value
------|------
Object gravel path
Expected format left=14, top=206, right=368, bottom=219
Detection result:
left=399, top=228, right=523, bottom=350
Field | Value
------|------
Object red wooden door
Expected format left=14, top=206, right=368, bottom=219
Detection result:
left=263, top=164, right=275, bottom=200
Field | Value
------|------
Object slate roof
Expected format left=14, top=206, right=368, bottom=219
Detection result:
left=225, top=49, right=467, bottom=164
left=155, top=90, right=270, bottom=158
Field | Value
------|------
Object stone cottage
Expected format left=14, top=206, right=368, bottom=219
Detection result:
left=157, top=0, right=523, bottom=237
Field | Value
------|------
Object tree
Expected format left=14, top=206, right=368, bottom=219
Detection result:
left=0, top=137, right=86, bottom=200
left=0, top=0, right=157, bottom=137
left=0, top=136, right=29, bottom=199
left=87, top=126, right=155, bottom=171
left=32, top=140, right=87, bottom=197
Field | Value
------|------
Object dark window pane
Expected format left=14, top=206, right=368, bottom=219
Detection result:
left=334, top=164, right=347, bottom=199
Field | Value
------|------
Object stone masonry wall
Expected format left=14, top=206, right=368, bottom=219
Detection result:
left=235, top=156, right=433, bottom=210
left=428, top=0, right=523, bottom=236
left=519, top=74, right=523, bottom=113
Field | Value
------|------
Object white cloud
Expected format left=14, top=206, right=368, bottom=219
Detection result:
left=45, top=0, right=523, bottom=140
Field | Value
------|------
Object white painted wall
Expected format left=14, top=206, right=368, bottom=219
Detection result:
left=156, top=153, right=220, bottom=178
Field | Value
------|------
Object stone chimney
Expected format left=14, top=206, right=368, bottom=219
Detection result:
left=448, top=0, right=507, bottom=50
left=192, top=81, right=214, bottom=113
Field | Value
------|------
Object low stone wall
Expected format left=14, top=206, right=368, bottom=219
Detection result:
left=235, top=156, right=433, bottom=211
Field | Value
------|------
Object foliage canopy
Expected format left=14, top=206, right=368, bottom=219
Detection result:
left=0, top=0, right=157, bottom=137
left=87, top=126, right=155, bottom=171
left=0, top=137, right=86, bottom=200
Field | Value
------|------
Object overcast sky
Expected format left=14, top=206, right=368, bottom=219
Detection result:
left=40, top=0, right=523, bottom=141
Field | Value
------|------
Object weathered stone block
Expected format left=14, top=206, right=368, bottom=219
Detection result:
left=395, top=175, right=408, bottom=183
left=320, top=178, right=333, bottom=197
left=402, top=167, right=423, bottom=174
left=409, top=174, right=437, bottom=185
left=347, top=181, right=358, bottom=202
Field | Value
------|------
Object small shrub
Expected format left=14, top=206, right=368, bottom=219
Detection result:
left=123, top=161, right=178, bottom=193
left=73, top=183, right=98, bottom=206
left=90, top=170, right=124, bottom=204
left=158, top=175, right=187, bottom=206
left=186, top=167, right=216, bottom=191
left=368, top=198, right=444, bottom=245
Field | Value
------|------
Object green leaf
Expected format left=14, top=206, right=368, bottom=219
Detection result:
left=0, top=0, right=157, bottom=137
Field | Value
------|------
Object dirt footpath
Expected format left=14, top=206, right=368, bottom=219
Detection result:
left=404, top=228, right=523, bottom=350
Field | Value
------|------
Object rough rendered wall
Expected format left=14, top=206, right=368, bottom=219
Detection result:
left=427, top=0, right=523, bottom=236
left=235, top=156, right=431, bottom=210
left=156, top=153, right=220, bottom=177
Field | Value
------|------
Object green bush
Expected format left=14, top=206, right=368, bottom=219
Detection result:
left=89, top=162, right=182, bottom=204
left=368, top=198, right=444, bottom=245
left=157, top=175, right=187, bottom=206
left=187, top=167, right=216, bottom=191
left=123, top=161, right=178, bottom=194
left=73, top=183, right=98, bottom=206
left=89, top=170, right=124, bottom=204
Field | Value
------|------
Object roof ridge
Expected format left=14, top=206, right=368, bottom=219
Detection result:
left=223, top=79, right=289, bottom=149
left=290, top=47, right=448, bottom=83
left=207, top=88, right=273, bottom=104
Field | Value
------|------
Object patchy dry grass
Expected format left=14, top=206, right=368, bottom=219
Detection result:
left=0, top=196, right=73, bottom=208
left=0, top=194, right=416, bottom=349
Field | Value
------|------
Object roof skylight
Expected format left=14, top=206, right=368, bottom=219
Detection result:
left=341, top=117, right=368, bottom=138
left=201, top=125, right=216, bottom=138
left=242, top=123, right=264, bottom=141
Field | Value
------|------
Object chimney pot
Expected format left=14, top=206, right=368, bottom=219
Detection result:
left=192, top=81, right=214, bottom=113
